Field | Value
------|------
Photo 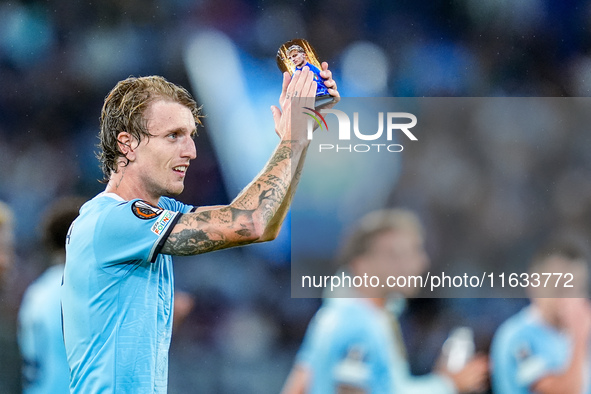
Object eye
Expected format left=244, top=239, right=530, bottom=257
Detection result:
left=167, top=132, right=178, bottom=140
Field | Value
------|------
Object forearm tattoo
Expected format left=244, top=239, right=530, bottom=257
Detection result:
left=163, top=142, right=299, bottom=255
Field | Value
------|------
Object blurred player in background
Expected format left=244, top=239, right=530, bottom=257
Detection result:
left=0, top=201, right=15, bottom=286
left=287, top=45, right=329, bottom=97
left=61, top=68, right=339, bottom=392
left=18, top=196, right=84, bottom=393
left=0, top=201, right=20, bottom=394
left=282, top=209, right=488, bottom=394
left=491, top=237, right=591, bottom=393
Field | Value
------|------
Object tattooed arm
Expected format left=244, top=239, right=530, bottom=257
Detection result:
left=257, top=61, right=339, bottom=241
left=255, top=142, right=309, bottom=242
left=161, top=68, right=318, bottom=256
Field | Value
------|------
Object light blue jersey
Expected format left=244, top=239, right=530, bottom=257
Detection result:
left=61, top=192, right=192, bottom=393
left=18, top=264, right=70, bottom=394
left=296, top=296, right=456, bottom=394
left=491, top=305, right=589, bottom=394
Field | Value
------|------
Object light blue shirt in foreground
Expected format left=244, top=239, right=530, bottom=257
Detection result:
left=62, top=192, right=192, bottom=393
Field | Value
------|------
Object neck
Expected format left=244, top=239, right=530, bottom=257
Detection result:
left=369, top=297, right=386, bottom=308
left=105, top=172, right=159, bottom=205
left=354, top=286, right=387, bottom=307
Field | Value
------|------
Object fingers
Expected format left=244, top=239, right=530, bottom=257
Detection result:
left=286, top=67, right=316, bottom=99
left=287, top=69, right=315, bottom=120
left=320, top=61, right=339, bottom=97
left=278, top=67, right=316, bottom=141
left=278, top=72, right=292, bottom=107
left=320, top=62, right=332, bottom=79
left=281, top=72, right=291, bottom=96
left=301, top=69, right=317, bottom=98
left=296, top=68, right=316, bottom=107
left=327, top=87, right=339, bottom=98
left=452, top=355, right=490, bottom=393
left=270, top=105, right=283, bottom=138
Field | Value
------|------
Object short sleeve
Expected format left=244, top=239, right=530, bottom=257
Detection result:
left=158, top=196, right=194, bottom=214
left=512, top=328, right=568, bottom=388
left=296, top=306, right=340, bottom=367
left=296, top=300, right=392, bottom=393
left=94, top=199, right=182, bottom=266
left=514, top=339, right=553, bottom=387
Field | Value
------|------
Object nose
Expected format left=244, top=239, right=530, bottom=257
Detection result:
left=184, top=137, right=197, bottom=160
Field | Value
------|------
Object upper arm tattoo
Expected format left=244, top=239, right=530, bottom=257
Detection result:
left=161, top=207, right=257, bottom=256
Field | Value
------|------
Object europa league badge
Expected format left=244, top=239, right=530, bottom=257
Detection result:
left=276, top=38, right=337, bottom=109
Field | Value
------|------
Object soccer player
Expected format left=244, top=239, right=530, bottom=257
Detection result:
left=0, top=200, right=21, bottom=394
left=282, top=209, right=488, bottom=394
left=491, top=238, right=591, bottom=394
left=18, top=196, right=85, bottom=393
left=61, top=68, right=339, bottom=392
left=287, top=45, right=330, bottom=97
left=0, top=200, right=14, bottom=286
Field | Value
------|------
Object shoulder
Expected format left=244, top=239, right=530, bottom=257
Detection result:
left=72, top=194, right=163, bottom=240
left=491, top=306, right=562, bottom=365
left=496, top=307, right=551, bottom=341
left=310, top=299, right=386, bottom=343
left=158, top=196, right=194, bottom=213
left=491, top=306, right=568, bottom=391
left=299, top=300, right=377, bottom=359
left=77, top=192, right=126, bottom=220
left=82, top=193, right=183, bottom=221
left=20, top=266, right=63, bottom=316
left=492, top=308, right=534, bottom=349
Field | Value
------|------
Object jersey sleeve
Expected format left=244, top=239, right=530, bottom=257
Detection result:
left=158, top=196, right=195, bottom=214
left=94, top=199, right=182, bottom=266
left=496, top=325, right=567, bottom=389
left=296, top=304, right=346, bottom=368
left=514, top=335, right=558, bottom=387
left=296, top=300, right=396, bottom=393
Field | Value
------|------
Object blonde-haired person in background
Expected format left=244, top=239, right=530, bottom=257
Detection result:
left=282, top=209, right=488, bottom=394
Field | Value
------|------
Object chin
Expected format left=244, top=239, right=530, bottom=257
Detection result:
left=164, top=185, right=184, bottom=197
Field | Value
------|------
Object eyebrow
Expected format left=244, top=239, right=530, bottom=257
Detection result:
left=164, top=127, right=197, bottom=137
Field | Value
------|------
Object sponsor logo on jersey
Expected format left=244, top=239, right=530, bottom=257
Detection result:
left=151, top=210, right=174, bottom=235
left=131, top=200, right=163, bottom=220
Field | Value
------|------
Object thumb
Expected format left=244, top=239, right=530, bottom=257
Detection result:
left=271, top=105, right=283, bottom=138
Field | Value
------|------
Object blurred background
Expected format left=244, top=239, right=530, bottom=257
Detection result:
left=2, top=0, right=591, bottom=392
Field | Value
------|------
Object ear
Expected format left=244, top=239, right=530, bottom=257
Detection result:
left=116, top=132, right=136, bottom=162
